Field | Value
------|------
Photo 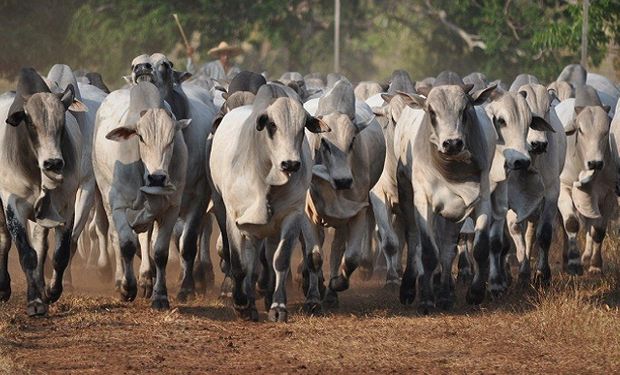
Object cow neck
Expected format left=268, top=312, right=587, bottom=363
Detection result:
left=420, top=115, right=481, bottom=185
left=2, top=121, right=40, bottom=186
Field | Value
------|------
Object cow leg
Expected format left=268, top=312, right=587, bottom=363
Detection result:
left=92, top=198, right=112, bottom=282
left=466, top=201, right=491, bottom=305
left=532, top=199, right=555, bottom=285
left=456, top=234, right=473, bottom=285
left=111, top=209, right=138, bottom=301
left=194, top=214, right=214, bottom=294
left=31, top=225, right=49, bottom=299
left=66, top=180, right=95, bottom=291
left=226, top=217, right=257, bottom=321
left=151, top=211, right=178, bottom=310
left=586, top=221, right=606, bottom=274
left=0, top=202, right=11, bottom=302
left=267, top=215, right=298, bottom=322
left=435, top=217, right=460, bottom=310
left=212, top=193, right=232, bottom=299
left=369, top=193, right=400, bottom=288
left=300, top=214, right=323, bottom=314
left=137, top=231, right=153, bottom=299
left=558, top=185, right=582, bottom=275
left=324, top=227, right=346, bottom=308
left=5, top=203, right=47, bottom=316
left=507, top=210, right=530, bottom=284
left=177, top=206, right=207, bottom=302
left=358, top=206, right=376, bottom=280
left=488, top=184, right=508, bottom=297
left=45, top=223, right=73, bottom=304
left=397, top=170, right=418, bottom=306
left=331, top=207, right=368, bottom=293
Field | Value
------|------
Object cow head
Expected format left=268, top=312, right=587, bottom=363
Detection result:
left=130, top=54, right=155, bottom=84
left=517, top=84, right=556, bottom=155
left=565, top=104, right=611, bottom=173
left=256, top=97, right=329, bottom=186
left=6, top=68, right=86, bottom=190
left=400, top=84, right=496, bottom=157
left=106, top=83, right=190, bottom=194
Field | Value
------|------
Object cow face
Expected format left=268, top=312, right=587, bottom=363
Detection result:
left=256, top=98, right=328, bottom=186
left=106, top=108, right=190, bottom=193
left=130, top=54, right=155, bottom=84
left=566, top=105, right=612, bottom=172
left=6, top=85, right=85, bottom=189
left=485, top=92, right=536, bottom=171
left=403, top=85, right=495, bottom=157
left=518, top=84, right=556, bottom=155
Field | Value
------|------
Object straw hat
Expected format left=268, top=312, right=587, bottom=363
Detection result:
left=207, top=41, right=243, bottom=57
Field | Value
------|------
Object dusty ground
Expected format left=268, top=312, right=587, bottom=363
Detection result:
left=1, top=233, right=620, bottom=374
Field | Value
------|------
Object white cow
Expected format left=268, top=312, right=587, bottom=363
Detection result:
left=93, top=82, right=189, bottom=309
left=210, top=83, right=329, bottom=321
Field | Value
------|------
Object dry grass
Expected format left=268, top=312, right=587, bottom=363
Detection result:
left=0, top=229, right=618, bottom=373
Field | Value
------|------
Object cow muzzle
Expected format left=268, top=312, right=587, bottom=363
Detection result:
left=441, top=138, right=464, bottom=155
left=334, top=177, right=353, bottom=190
left=587, top=160, right=604, bottom=171
left=280, top=160, right=301, bottom=174
left=134, top=63, right=154, bottom=83
left=147, top=173, right=167, bottom=187
left=506, top=158, right=531, bottom=171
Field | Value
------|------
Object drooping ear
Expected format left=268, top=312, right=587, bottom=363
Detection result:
left=176, top=118, right=191, bottom=131
left=58, top=84, right=76, bottom=111
left=530, top=115, right=555, bottom=132
left=140, top=109, right=149, bottom=118
left=256, top=113, right=269, bottom=131
left=305, top=115, right=330, bottom=133
left=380, top=93, right=394, bottom=103
left=470, top=84, right=497, bottom=106
left=547, top=88, right=559, bottom=103
left=564, top=119, right=578, bottom=136
left=6, top=110, right=26, bottom=126
left=372, top=106, right=387, bottom=117
left=461, top=83, right=475, bottom=94
left=106, top=127, right=137, bottom=141
left=574, top=106, right=585, bottom=115
left=396, top=91, right=426, bottom=109
left=211, top=113, right=225, bottom=134
left=415, top=85, right=431, bottom=98
left=518, top=90, right=527, bottom=99
left=69, top=99, right=88, bottom=112
left=173, top=70, right=192, bottom=83
left=603, top=105, right=611, bottom=114
left=221, top=91, right=230, bottom=100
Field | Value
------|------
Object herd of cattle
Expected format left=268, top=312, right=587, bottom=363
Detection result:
left=0, top=55, right=618, bottom=322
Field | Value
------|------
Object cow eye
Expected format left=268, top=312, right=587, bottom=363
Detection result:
left=494, top=117, right=506, bottom=127
left=138, top=134, right=145, bottom=143
left=267, top=121, right=277, bottom=136
left=349, top=136, right=356, bottom=151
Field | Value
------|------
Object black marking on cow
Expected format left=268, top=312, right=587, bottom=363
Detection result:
left=538, top=222, right=553, bottom=250
left=565, top=215, right=579, bottom=233
left=592, top=226, right=606, bottom=243
left=6, top=206, right=36, bottom=270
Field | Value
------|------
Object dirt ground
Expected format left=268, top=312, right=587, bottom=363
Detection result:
left=1, top=233, right=620, bottom=374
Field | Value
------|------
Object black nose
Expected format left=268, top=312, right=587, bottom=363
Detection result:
left=280, top=160, right=301, bottom=173
left=512, top=158, right=531, bottom=170
left=530, top=141, right=548, bottom=154
left=147, top=174, right=166, bottom=187
left=135, top=63, right=152, bottom=72
left=334, top=178, right=353, bottom=190
left=43, top=158, right=64, bottom=173
left=587, top=160, right=604, bottom=170
left=442, top=139, right=464, bottom=155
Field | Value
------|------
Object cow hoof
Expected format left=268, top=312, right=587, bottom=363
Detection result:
left=119, top=281, right=137, bottom=302
left=219, top=277, right=233, bottom=299
left=236, top=307, right=259, bottom=322
left=488, top=285, right=506, bottom=299
left=263, top=294, right=273, bottom=312
left=466, top=285, right=486, bottom=305
left=323, top=289, right=339, bottom=308
left=114, top=279, right=122, bottom=293
left=588, top=266, right=603, bottom=275
left=176, top=288, right=195, bottom=303
left=303, top=302, right=323, bottom=316
left=0, top=284, right=11, bottom=302
left=328, top=275, right=349, bottom=292
left=268, top=307, right=288, bottom=323
left=436, top=294, right=454, bottom=311
left=566, top=262, right=584, bottom=276
left=45, top=283, right=63, bottom=304
left=138, top=278, right=153, bottom=299
left=517, top=271, right=531, bottom=287
left=151, top=296, right=170, bottom=310
left=26, top=299, right=48, bottom=317
left=399, top=284, right=416, bottom=306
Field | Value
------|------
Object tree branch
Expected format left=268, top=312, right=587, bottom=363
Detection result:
left=424, top=0, right=487, bottom=50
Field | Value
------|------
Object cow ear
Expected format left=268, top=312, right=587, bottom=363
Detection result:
left=211, top=113, right=224, bottom=134
left=564, top=120, right=578, bottom=136
left=531, top=115, right=555, bottom=133
left=396, top=91, right=426, bottom=109
left=603, top=105, right=611, bottom=114
left=106, top=127, right=137, bottom=141
left=547, top=88, right=559, bottom=103
left=58, top=84, right=76, bottom=111
left=176, top=119, right=191, bottom=131
left=256, top=113, right=269, bottom=131
left=372, top=106, right=387, bottom=117
left=69, top=99, right=88, bottom=112
left=574, top=106, right=585, bottom=115
left=470, top=84, right=497, bottom=106
left=173, top=70, right=192, bottom=83
left=6, top=110, right=26, bottom=127
left=415, top=85, right=431, bottom=98
left=140, top=109, right=149, bottom=118
left=221, top=91, right=230, bottom=100
left=305, top=115, right=330, bottom=133
left=380, top=93, right=394, bottom=103
left=461, top=83, right=475, bottom=94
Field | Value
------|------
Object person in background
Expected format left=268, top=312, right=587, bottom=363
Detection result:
left=187, top=41, right=242, bottom=82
